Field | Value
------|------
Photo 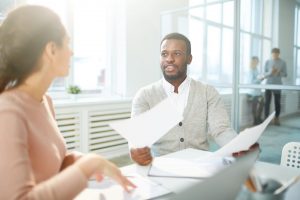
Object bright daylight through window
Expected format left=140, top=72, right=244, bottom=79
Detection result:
left=26, top=0, right=125, bottom=98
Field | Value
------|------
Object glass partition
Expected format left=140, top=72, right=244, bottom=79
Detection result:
left=239, top=89, right=300, bottom=163
left=161, top=0, right=234, bottom=86
left=161, top=0, right=300, bottom=164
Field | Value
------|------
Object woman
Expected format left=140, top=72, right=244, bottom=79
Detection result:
left=0, top=5, right=134, bottom=200
left=247, top=56, right=264, bottom=125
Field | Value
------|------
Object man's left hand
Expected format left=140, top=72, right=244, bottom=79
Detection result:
left=232, top=143, right=260, bottom=157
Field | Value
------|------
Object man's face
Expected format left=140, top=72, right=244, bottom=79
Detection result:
left=160, top=39, right=192, bottom=81
left=272, top=52, right=280, bottom=60
left=250, top=59, right=259, bottom=69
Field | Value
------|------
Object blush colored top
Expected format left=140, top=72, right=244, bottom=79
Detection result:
left=0, top=90, right=87, bottom=200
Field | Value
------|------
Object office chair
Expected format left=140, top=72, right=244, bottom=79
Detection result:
left=280, top=142, right=300, bottom=169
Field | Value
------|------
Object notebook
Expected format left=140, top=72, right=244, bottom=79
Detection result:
left=148, top=155, right=234, bottom=178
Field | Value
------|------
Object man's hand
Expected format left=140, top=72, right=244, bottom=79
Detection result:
left=232, top=143, right=260, bottom=157
left=271, top=67, right=279, bottom=76
left=130, top=147, right=153, bottom=166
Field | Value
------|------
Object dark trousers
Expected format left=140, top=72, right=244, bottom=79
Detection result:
left=265, top=90, right=281, bottom=118
left=252, top=96, right=264, bottom=125
left=247, top=95, right=264, bottom=125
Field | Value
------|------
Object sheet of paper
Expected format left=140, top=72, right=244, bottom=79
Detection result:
left=109, top=97, right=183, bottom=148
left=74, top=175, right=171, bottom=200
left=213, top=112, right=275, bottom=157
left=148, top=156, right=234, bottom=178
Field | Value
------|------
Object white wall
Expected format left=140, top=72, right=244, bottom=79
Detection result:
left=277, top=0, right=296, bottom=84
left=125, top=0, right=188, bottom=97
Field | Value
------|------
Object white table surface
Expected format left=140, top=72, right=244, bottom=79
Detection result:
left=122, top=148, right=300, bottom=192
left=79, top=148, right=300, bottom=200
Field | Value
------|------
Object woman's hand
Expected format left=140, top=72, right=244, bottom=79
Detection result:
left=75, top=153, right=136, bottom=192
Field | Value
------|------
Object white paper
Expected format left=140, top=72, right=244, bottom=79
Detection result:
left=109, top=97, right=183, bottom=148
left=148, top=156, right=234, bottom=178
left=74, top=175, right=171, bottom=200
left=213, top=112, right=275, bottom=157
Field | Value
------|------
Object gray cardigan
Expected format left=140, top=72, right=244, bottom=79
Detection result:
left=131, top=79, right=237, bottom=156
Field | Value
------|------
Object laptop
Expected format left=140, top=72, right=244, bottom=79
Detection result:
left=170, top=150, right=259, bottom=200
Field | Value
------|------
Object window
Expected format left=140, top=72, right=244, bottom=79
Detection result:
left=0, top=0, right=20, bottom=21
left=26, top=0, right=126, bottom=97
left=295, top=3, right=300, bottom=84
left=162, top=0, right=235, bottom=85
left=161, top=0, right=275, bottom=86
left=239, top=0, right=273, bottom=84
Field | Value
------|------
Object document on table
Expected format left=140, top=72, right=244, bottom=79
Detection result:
left=213, top=112, right=275, bottom=157
left=148, top=156, right=235, bottom=178
left=74, top=175, right=171, bottom=200
left=109, top=97, right=183, bottom=148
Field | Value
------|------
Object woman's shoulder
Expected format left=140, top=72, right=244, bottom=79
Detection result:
left=0, top=90, right=34, bottom=114
left=0, top=91, right=26, bottom=118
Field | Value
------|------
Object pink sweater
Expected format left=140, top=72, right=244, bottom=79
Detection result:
left=0, top=90, right=87, bottom=200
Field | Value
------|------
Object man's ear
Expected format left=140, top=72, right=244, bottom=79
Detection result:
left=187, top=54, right=193, bottom=65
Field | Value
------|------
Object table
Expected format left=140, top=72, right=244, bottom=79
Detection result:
left=78, top=148, right=300, bottom=199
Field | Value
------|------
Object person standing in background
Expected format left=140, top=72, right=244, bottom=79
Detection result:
left=247, top=56, right=264, bottom=125
left=263, top=48, right=287, bottom=125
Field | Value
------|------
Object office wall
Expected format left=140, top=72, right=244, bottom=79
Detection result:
left=276, top=0, right=296, bottom=84
left=125, top=0, right=188, bottom=97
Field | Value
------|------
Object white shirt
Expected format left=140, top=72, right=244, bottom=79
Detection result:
left=162, top=76, right=191, bottom=115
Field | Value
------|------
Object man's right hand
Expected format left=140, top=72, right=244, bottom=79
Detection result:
left=130, top=147, right=153, bottom=166
left=271, top=67, right=279, bottom=76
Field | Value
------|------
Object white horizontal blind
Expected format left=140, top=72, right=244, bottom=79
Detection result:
left=56, top=112, right=81, bottom=151
left=54, top=100, right=132, bottom=158
left=88, top=108, right=130, bottom=155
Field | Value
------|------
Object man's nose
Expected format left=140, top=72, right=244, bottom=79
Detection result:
left=166, top=54, right=175, bottom=63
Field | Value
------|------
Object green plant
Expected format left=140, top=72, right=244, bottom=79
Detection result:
left=67, top=85, right=81, bottom=94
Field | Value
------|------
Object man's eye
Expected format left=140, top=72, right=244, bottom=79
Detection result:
left=161, top=53, right=167, bottom=57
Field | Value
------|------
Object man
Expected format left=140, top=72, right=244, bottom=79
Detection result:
left=263, top=48, right=287, bottom=126
left=130, top=33, right=252, bottom=166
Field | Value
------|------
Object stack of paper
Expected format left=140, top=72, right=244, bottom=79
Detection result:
left=213, top=112, right=275, bottom=157
left=148, top=156, right=234, bottom=178
left=148, top=112, right=275, bottom=179
left=109, top=97, right=183, bottom=148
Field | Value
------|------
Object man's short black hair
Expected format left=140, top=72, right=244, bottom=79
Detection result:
left=251, top=56, right=259, bottom=61
left=271, top=48, right=280, bottom=54
left=161, top=32, right=191, bottom=55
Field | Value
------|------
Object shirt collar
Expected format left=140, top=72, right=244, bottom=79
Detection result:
left=162, top=76, right=191, bottom=94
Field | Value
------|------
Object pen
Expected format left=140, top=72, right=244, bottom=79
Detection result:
left=249, top=170, right=262, bottom=192
left=274, top=175, right=300, bottom=195
left=244, top=177, right=257, bottom=192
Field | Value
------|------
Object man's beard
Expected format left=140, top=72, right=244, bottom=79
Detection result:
left=162, top=65, right=187, bottom=81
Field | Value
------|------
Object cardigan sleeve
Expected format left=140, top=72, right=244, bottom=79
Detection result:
left=206, top=85, right=237, bottom=146
left=131, top=88, right=151, bottom=117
